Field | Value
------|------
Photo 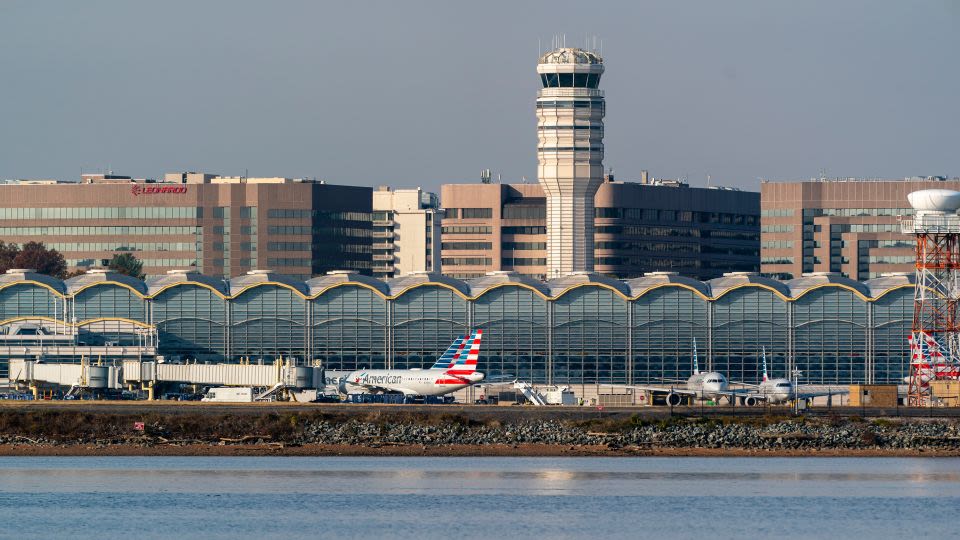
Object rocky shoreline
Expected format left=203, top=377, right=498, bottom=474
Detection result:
left=1, top=409, right=959, bottom=456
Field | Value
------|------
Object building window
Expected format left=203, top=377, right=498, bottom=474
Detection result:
left=441, top=257, right=492, bottom=266
left=502, top=226, right=547, bottom=235
left=441, top=242, right=492, bottom=250
left=460, top=208, right=493, bottom=219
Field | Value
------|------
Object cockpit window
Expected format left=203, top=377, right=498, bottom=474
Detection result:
left=776, top=383, right=791, bottom=388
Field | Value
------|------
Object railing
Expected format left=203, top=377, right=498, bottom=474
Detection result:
left=901, top=215, right=960, bottom=234
left=537, top=88, right=604, bottom=98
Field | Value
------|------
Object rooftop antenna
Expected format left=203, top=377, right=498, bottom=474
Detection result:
left=707, top=174, right=712, bottom=188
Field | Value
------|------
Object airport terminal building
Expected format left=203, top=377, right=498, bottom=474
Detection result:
left=0, top=267, right=912, bottom=386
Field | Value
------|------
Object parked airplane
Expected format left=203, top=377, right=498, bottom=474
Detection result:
left=633, top=338, right=741, bottom=406
left=905, top=333, right=960, bottom=385
left=338, top=330, right=484, bottom=397
left=634, top=342, right=846, bottom=406
left=736, top=348, right=847, bottom=406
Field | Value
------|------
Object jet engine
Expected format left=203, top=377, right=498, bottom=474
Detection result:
left=666, top=393, right=683, bottom=407
left=741, top=395, right=759, bottom=407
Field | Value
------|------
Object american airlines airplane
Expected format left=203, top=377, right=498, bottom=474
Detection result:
left=338, top=329, right=484, bottom=397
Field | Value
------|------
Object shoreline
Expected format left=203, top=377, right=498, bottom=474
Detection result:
left=2, top=442, right=958, bottom=458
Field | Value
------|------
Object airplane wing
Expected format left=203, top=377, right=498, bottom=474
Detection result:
left=630, top=385, right=699, bottom=396
left=795, top=388, right=849, bottom=400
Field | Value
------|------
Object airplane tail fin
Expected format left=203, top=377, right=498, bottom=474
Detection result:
left=431, top=335, right=467, bottom=370
left=692, top=337, right=700, bottom=375
left=761, top=346, right=768, bottom=382
left=445, top=329, right=483, bottom=375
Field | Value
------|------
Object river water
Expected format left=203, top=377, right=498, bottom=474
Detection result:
left=0, top=456, right=957, bottom=539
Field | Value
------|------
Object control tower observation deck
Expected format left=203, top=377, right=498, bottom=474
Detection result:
left=536, top=47, right=605, bottom=277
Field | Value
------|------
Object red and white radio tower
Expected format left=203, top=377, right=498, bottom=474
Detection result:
left=902, top=189, right=960, bottom=406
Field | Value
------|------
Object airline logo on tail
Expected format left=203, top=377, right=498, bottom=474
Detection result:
left=445, top=329, right=482, bottom=376
left=761, top=346, right=768, bottom=382
left=907, top=332, right=960, bottom=383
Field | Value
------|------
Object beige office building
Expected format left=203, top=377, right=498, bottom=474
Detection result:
left=441, top=179, right=759, bottom=280
left=760, top=177, right=960, bottom=280
left=0, top=173, right=373, bottom=278
left=372, top=186, right=442, bottom=278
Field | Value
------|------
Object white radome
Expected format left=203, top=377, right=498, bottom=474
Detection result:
left=907, top=189, right=960, bottom=213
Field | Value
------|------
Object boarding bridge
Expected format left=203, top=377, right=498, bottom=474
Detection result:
left=8, top=357, right=324, bottom=399
left=122, top=359, right=325, bottom=391
left=9, top=358, right=123, bottom=391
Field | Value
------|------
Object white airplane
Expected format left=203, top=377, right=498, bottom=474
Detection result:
left=339, top=329, right=485, bottom=397
left=633, top=338, right=741, bottom=406
left=736, top=347, right=847, bottom=406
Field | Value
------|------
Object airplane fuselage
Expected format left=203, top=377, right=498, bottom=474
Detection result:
left=755, top=378, right=795, bottom=403
left=685, top=371, right=728, bottom=401
left=340, top=369, right=485, bottom=397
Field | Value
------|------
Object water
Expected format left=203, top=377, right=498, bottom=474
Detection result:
left=0, top=456, right=958, bottom=539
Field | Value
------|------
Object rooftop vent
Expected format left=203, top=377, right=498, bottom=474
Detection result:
left=86, top=268, right=109, bottom=274
left=644, top=271, right=679, bottom=277
left=326, top=270, right=353, bottom=275
left=166, top=269, right=192, bottom=275
left=879, top=272, right=913, bottom=277
left=246, top=269, right=272, bottom=275
left=486, top=271, right=517, bottom=276
left=721, top=272, right=760, bottom=278
left=801, top=272, right=841, bottom=277
left=5, top=269, right=36, bottom=274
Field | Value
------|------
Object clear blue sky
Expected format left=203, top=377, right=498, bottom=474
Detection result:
left=1, top=0, right=957, bottom=191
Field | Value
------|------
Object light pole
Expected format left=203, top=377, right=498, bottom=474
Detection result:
left=792, top=368, right=803, bottom=415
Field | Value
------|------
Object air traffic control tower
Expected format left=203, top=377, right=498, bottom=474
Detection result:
left=536, top=47, right=605, bottom=277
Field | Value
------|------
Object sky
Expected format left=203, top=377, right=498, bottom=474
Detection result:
left=1, top=0, right=958, bottom=192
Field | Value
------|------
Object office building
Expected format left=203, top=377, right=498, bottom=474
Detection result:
left=0, top=174, right=372, bottom=279
left=536, top=47, right=606, bottom=277
left=372, top=186, right=442, bottom=278
left=761, top=177, right=960, bottom=280
left=441, top=179, right=759, bottom=280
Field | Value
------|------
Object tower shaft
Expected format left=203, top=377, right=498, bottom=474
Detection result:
left=536, top=47, right=605, bottom=278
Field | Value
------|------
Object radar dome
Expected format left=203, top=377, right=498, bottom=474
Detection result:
left=907, top=189, right=960, bottom=213
left=538, top=47, right=603, bottom=65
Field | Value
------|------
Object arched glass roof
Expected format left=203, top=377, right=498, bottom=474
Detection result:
left=65, top=269, right=148, bottom=295
left=0, top=269, right=66, bottom=294
left=466, top=271, right=551, bottom=297
left=306, top=271, right=390, bottom=297
left=145, top=271, right=229, bottom=296
left=863, top=273, right=915, bottom=298
left=386, top=272, right=472, bottom=297
left=786, top=272, right=871, bottom=298
left=625, top=272, right=710, bottom=298
left=228, top=271, right=309, bottom=296
left=546, top=272, right=631, bottom=298
left=706, top=272, right=791, bottom=298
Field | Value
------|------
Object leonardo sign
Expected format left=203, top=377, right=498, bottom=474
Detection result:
left=131, top=185, right=188, bottom=196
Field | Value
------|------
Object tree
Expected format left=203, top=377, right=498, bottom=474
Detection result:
left=0, top=242, right=20, bottom=274
left=65, top=268, right=88, bottom=278
left=108, top=253, right=144, bottom=280
left=12, top=242, right=67, bottom=278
